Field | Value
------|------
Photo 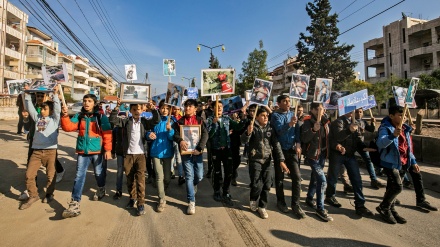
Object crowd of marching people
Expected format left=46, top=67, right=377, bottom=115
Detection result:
left=15, top=89, right=438, bottom=224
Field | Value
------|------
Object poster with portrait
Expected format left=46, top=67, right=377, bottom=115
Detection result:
left=221, top=95, right=244, bottom=115
left=6, top=79, right=31, bottom=95
left=89, top=87, right=101, bottom=101
left=405, top=77, right=419, bottom=105
left=165, top=82, right=186, bottom=107
left=201, top=68, right=235, bottom=96
left=42, top=63, right=69, bottom=86
left=393, top=86, right=417, bottom=108
left=120, top=83, right=151, bottom=104
left=152, top=93, right=167, bottom=106
left=290, top=73, right=310, bottom=100
left=180, top=125, right=201, bottom=155
left=249, top=78, right=273, bottom=106
left=245, top=90, right=252, bottom=101
left=26, top=79, right=58, bottom=93
left=163, top=59, right=176, bottom=76
left=125, top=64, right=137, bottom=81
left=313, top=78, right=332, bottom=104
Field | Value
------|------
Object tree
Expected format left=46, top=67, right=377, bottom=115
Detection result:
left=210, top=55, right=221, bottom=69
left=237, top=40, right=268, bottom=96
left=295, top=0, right=357, bottom=89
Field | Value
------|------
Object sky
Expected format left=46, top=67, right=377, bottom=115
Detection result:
left=11, top=0, right=440, bottom=95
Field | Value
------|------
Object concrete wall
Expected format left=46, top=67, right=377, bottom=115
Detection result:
left=0, top=106, right=18, bottom=120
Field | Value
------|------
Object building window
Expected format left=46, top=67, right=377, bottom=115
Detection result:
left=404, top=71, right=407, bottom=79
left=389, top=33, right=391, bottom=47
left=389, top=53, right=392, bottom=67
left=402, top=28, right=406, bottom=43
left=404, top=49, right=407, bottom=64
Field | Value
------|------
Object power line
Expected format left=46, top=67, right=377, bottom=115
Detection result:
left=339, top=0, right=376, bottom=22
left=338, top=0, right=358, bottom=15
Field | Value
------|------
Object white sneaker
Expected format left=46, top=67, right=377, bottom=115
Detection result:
left=18, top=190, right=29, bottom=201
left=56, top=170, right=65, bottom=183
left=250, top=200, right=258, bottom=212
left=187, top=201, right=196, bottom=215
left=258, top=208, right=269, bottom=219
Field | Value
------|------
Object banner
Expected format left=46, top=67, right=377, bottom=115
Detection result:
left=125, top=64, right=137, bottom=81
left=337, top=89, right=369, bottom=116
left=362, top=95, right=377, bottom=110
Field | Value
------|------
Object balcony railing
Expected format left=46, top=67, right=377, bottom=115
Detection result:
left=7, top=2, right=25, bottom=20
left=6, top=25, right=23, bottom=39
left=5, top=47, right=21, bottom=60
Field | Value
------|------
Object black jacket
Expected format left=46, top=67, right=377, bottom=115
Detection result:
left=329, top=115, right=366, bottom=157
left=173, top=115, right=209, bottom=153
left=356, top=118, right=375, bottom=142
left=109, top=109, right=160, bottom=157
left=301, top=114, right=330, bottom=160
left=241, top=121, right=285, bottom=163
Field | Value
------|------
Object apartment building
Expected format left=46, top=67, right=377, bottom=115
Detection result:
left=270, top=56, right=302, bottom=96
left=0, top=0, right=28, bottom=93
left=364, top=16, right=440, bottom=83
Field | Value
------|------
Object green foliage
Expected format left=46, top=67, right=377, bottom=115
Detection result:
left=295, top=0, right=357, bottom=88
left=237, top=40, right=268, bottom=96
left=63, top=92, right=75, bottom=103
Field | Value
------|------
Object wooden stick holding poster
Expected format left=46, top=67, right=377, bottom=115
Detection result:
left=406, top=107, right=414, bottom=125
left=294, top=98, right=299, bottom=118
left=215, top=94, right=219, bottom=118
left=252, top=105, right=259, bottom=125
left=399, top=104, right=408, bottom=128
left=58, top=84, right=66, bottom=107
left=317, top=107, right=323, bottom=123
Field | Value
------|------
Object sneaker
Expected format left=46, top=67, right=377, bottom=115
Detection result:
left=370, top=180, right=383, bottom=190
left=277, top=201, right=289, bottom=213
left=93, top=187, right=106, bottom=201
left=213, top=191, right=222, bottom=202
left=391, top=210, right=407, bottom=224
left=325, top=197, right=342, bottom=208
left=257, top=207, right=269, bottom=219
left=343, top=184, right=354, bottom=194
left=19, top=196, right=39, bottom=210
left=113, top=191, right=122, bottom=200
left=223, top=194, right=234, bottom=206
left=316, top=209, right=333, bottom=222
left=292, top=204, right=306, bottom=219
left=56, top=169, right=65, bottom=183
left=403, top=181, right=413, bottom=189
left=18, top=190, right=29, bottom=201
left=417, top=201, right=438, bottom=211
left=355, top=206, right=373, bottom=217
left=42, top=194, right=54, bottom=203
left=231, top=177, right=238, bottom=186
left=178, top=176, right=186, bottom=185
left=250, top=200, right=258, bottom=212
left=187, top=201, right=196, bottom=215
left=62, top=200, right=81, bottom=218
left=137, top=204, right=146, bottom=216
left=306, top=198, right=317, bottom=209
left=126, top=199, right=136, bottom=209
left=156, top=199, right=166, bottom=213
left=376, top=206, right=396, bottom=224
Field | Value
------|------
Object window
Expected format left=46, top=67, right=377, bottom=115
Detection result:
left=389, top=53, right=392, bottom=67
left=389, top=33, right=391, bottom=47
left=404, top=71, right=407, bottom=79
left=402, top=28, right=406, bottom=43
left=404, top=49, right=407, bottom=64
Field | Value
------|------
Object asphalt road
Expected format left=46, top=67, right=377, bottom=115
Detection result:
left=0, top=120, right=439, bottom=247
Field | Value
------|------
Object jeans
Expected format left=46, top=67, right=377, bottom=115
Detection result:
left=306, top=153, right=327, bottom=211
left=116, top=155, right=124, bottom=191
left=249, top=159, right=272, bottom=208
left=274, top=149, right=301, bottom=206
left=380, top=168, right=403, bottom=210
left=153, top=157, right=172, bottom=200
left=358, top=150, right=378, bottom=181
left=172, top=143, right=184, bottom=177
left=124, top=154, right=146, bottom=205
left=326, top=152, right=365, bottom=207
left=212, top=148, right=233, bottom=194
left=72, top=154, right=107, bottom=202
left=182, top=154, right=204, bottom=202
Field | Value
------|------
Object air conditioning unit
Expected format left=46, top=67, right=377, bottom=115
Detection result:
left=423, top=59, right=432, bottom=65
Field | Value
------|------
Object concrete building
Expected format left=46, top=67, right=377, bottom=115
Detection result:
left=364, top=16, right=440, bottom=83
left=270, top=56, right=302, bottom=96
left=0, top=0, right=28, bottom=93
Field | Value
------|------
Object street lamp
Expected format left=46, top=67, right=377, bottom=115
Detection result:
left=197, top=44, right=225, bottom=68
left=181, top=77, right=196, bottom=87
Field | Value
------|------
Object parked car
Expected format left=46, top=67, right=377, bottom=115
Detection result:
left=68, top=102, right=83, bottom=116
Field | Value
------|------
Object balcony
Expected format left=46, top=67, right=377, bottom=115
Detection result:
left=74, top=82, right=90, bottom=91
left=3, top=69, right=20, bottom=80
left=272, top=74, right=283, bottom=81
left=87, top=76, right=99, bottom=84
left=25, top=69, right=43, bottom=80
left=74, top=70, right=89, bottom=80
left=273, top=83, right=285, bottom=90
left=5, top=47, right=21, bottom=60
left=26, top=52, right=57, bottom=66
left=74, top=59, right=89, bottom=68
left=6, top=25, right=23, bottom=39
left=408, top=46, right=436, bottom=58
left=7, top=2, right=26, bottom=20
left=60, top=81, right=72, bottom=88
left=365, top=56, right=385, bottom=67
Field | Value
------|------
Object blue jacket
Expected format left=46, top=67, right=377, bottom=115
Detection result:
left=376, top=116, right=416, bottom=170
left=270, top=110, right=300, bottom=150
left=147, top=116, right=176, bottom=158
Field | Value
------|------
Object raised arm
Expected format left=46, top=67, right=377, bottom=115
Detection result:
left=24, top=94, right=38, bottom=121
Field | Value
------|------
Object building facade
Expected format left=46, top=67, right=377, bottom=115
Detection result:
left=364, top=16, right=440, bottom=83
left=270, top=56, right=302, bottom=96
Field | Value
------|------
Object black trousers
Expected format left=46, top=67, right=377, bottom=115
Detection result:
left=249, top=159, right=272, bottom=208
left=145, top=143, right=155, bottom=178
left=380, top=168, right=403, bottom=210
left=274, top=149, right=301, bottom=206
left=212, top=148, right=233, bottom=194
left=206, top=141, right=213, bottom=172
left=17, top=111, right=24, bottom=134
left=230, top=143, right=241, bottom=178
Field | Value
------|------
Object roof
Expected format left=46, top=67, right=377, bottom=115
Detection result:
left=27, top=39, right=43, bottom=45
left=27, top=26, right=52, bottom=40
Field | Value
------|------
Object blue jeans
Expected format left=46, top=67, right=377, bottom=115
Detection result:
left=326, top=152, right=365, bottom=207
left=116, top=155, right=124, bottom=191
left=172, top=143, right=184, bottom=177
left=306, top=153, right=327, bottom=210
left=182, top=154, right=204, bottom=202
left=72, top=154, right=107, bottom=202
left=358, top=150, right=377, bottom=181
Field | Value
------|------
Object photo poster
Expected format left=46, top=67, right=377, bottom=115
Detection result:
left=313, top=78, right=332, bottom=104
left=337, top=89, right=369, bottom=116
left=180, top=125, right=201, bottom=155
left=26, top=79, right=58, bottom=93
left=290, top=73, right=310, bottom=100
left=393, top=86, right=417, bottom=108
left=405, top=77, right=419, bottom=105
left=125, top=64, right=137, bottom=81
left=245, top=90, right=252, bottom=101
left=187, top=87, right=199, bottom=99
left=325, top=91, right=350, bottom=110
left=120, top=83, right=151, bottom=104
left=42, top=63, right=69, bottom=86
left=221, top=95, right=244, bottom=115
left=201, top=68, right=235, bottom=96
left=249, top=78, right=273, bottom=106
left=89, top=87, right=101, bottom=101
left=166, top=82, right=186, bottom=107
left=362, top=95, right=377, bottom=111
left=6, top=79, right=31, bottom=95
left=152, top=92, right=167, bottom=106
left=163, top=59, right=176, bottom=76
left=273, top=95, right=279, bottom=106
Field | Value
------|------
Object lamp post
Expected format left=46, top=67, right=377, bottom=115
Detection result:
left=181, top=76, right=196, bottom=87
left=197, top=44, right=225, bottom=69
